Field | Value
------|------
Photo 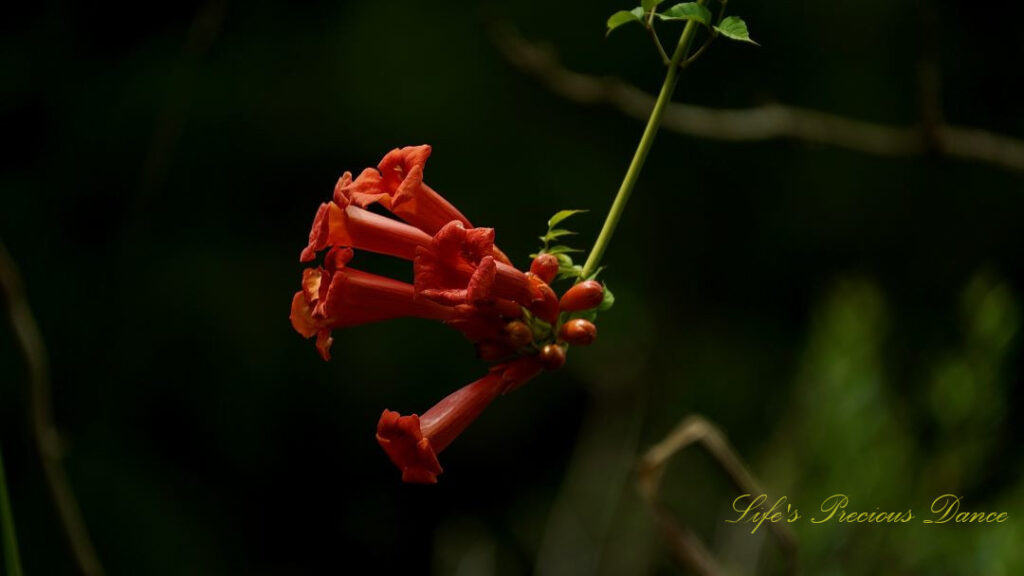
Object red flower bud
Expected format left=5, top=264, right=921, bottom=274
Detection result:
left=539, top=344, right=566, bottom=371
left=527, top=274, right=560, bottom=324
left=504, top=320, right=533, bottom=348
left=559, top=280, right=604, bottom=312
left=530, top=254, right=559, bottom=284
left=559, top=318, right=597, bottom=346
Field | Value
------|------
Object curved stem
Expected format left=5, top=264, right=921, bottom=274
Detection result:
left=0, top=444, right=24, bottom=576
left=0, top=241, right=106, bottom=576
left=580, top=9, right=706, bottom=280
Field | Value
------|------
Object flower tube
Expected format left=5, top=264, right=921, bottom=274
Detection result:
left=376, top=357, right=543, bottom=483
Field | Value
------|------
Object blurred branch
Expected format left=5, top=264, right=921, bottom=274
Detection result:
left=494, top=29, right=1024, bottom=173
left=636, top=415, right=798, bottom=575
left=0, top=444, right=24, bottom=576
left=0, top=241, right=105, bottom=576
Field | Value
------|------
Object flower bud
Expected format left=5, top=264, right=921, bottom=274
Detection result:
left=530, top=253, right=559, bottom=284
left=494, top=299, right=524, bottom=319
left=539, top=344, right=566, bottom=371
left=559, top=280, right=604, bottom=312
left=559, top=318, right=597, bottom=346
left=504, top=320, right=533, bottom=348
left=527, top=274, right=560, bottom=324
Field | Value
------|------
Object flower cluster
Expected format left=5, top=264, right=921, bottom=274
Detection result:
left=290, top=146, right=604, bottom=483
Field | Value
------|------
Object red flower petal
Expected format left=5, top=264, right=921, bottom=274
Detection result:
left=340, top=168, right=390, bottom=209
left=289, top=291, right=320, bottom=338
left=299, top=203, right=332, bottom=263
left=414, top=222, right=534, bottom=308
left=376, top=411, right=443, bottom=484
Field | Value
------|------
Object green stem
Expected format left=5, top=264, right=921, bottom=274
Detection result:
left=0, top=444, right=24, bottom=576
left=580, top=8, right=707, bottom=280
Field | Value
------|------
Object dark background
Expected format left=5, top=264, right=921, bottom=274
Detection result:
left=2, top=0, right=1023, bottom=574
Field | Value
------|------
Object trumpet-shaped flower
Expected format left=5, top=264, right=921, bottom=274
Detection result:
left=414, top=221, right=535, bottom=307
left=290, top=259, right=455, bottom=360
left=291, top=145, right=600, bottom=483
left=300, top=172, right=432, bottom=263
left=376, top=356, right=543, bottom=483
left=337, top=146, right=512, bottom=265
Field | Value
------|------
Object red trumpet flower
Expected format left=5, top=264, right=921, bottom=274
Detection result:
left=376, top=356, right=543, bottom=483
left=337, top=146, right=512, bottom=265
left=292, top=145, right=602, bottom=483
left=341, top=145, right=472, bottom=236
left=290, top=255, right=455, bottom=360
left=300, top=172, right=432, bottom=263
left=414, top=221, right=535, bottom=307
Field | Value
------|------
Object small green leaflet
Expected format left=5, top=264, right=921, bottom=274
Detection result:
left=606, top=7, right=645, bottom=34
left=544, top=245, right=582, bottom=255
left=641, top=0, right=666, bottom=11
left=530, top=245, right=582, bottom=259
left=598, top=283, right=615, bottom=311
left=715, top=16, right=758, bottom=44
left=538, top=209, right=586, bottom=267
left=656, top=2, right=712, bottom=26
left=547, top=209, right=587, bottom=229
left=542, top=229, right=576, bottom=242
left=585, top=265, right=606, bottom=281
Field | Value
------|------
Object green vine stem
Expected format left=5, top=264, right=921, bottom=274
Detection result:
left=0, top=444, right=24, bottom=576
left=580, top=2, right=708, bottom=280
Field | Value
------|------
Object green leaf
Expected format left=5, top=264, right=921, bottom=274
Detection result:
left=548, top=209, right=588, bottom=229
left=598, top=284, right=616, bottom=311
left=544, top=229, right=577, bottom=242
left=656, top=2, right=712, bottom=25
left=606, top=8, right=645, bottom=34
left=544, top=245, right=583, bottom=255
left=714, top=16, right=758, bottom=44
left=554, top=253, right=574, bottom=268
left=641, top=0, right=665, bottom=11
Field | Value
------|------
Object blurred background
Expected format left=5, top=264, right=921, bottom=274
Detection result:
left=2, top=0, right=1022, bottom=574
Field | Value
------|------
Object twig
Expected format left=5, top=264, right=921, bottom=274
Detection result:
left=0, top=444, right=24, bottom=576
left=636, top=415, right=799, bottom=575
left=494, top=29, right=1024, bottom=173
left=0, top=241, right=105, bottom=576
left=644, top=20, right=672, bottom=66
